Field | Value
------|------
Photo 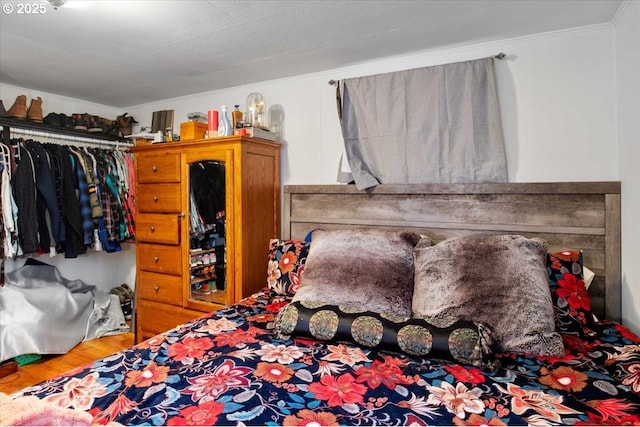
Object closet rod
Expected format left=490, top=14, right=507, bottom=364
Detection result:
left=328, top=52, right=508, bottom=86
left=8, top=127, right=133, bottom=149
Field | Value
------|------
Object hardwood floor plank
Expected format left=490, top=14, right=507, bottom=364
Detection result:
left=0, top=332, right=134, bottom=395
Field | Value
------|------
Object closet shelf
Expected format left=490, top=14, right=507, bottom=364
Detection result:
left=0, top=117, right=131, bottom=144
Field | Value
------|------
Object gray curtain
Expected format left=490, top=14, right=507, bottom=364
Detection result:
left=338, top=57, right=507, bottom=190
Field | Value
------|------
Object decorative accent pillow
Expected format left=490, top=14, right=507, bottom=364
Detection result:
left=412, top=234, right=565, bottom=357
left=292, top=229, right=424, bottom=318
left=275, top=300, right=495, bottom=368
left=266, top=239, right=311, bottom=296
left=547, top=250, right=596, bottom=336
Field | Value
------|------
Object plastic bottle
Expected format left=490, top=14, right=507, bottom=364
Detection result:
left=218, top=105, right=233, bottom=137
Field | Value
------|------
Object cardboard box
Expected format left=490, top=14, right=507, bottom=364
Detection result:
left=180, top=121, right=207, bottom=141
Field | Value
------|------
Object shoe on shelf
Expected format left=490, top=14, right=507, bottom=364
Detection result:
left=99, top=117, right=117, bottom=135
left=0, top=100, right=7, bottom=117
left=72, top=113, right=87, bottom=130
left=60, top=113, right=74, bottom=128
left=87, top=115, right=102, bottom=133
left=7, top=95, right=27, bottom=120
left=43, top=112, right=62, bottom=127
left=27, top=97, right=43, bottom=123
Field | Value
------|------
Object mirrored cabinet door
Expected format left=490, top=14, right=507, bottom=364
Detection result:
left=188, top=161, right=227, bottom=305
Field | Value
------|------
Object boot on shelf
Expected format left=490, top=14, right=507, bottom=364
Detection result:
left=27, top=96, right=43, bottom=123
left=0, top=100, right=7, bottom=117
left=7, top=95, right=27, bottom=120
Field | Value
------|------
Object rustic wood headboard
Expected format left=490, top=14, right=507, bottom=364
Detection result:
left=283, top=182, right=621, bottom=323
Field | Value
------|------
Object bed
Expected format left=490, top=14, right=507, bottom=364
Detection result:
left=5, top=182, right=639, bottom=426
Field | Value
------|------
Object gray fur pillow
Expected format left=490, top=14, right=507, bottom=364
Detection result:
left=293, top=229, right=424, bottom=317
left=412, top=234, right=565, bottom=356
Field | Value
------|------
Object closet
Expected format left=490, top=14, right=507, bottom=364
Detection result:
left=0, top=117, right=135, bottom=267
left=131, top=136, right=281, bottom=343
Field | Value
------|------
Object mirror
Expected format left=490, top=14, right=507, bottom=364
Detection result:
left=188, top=161, right=226, bottom=304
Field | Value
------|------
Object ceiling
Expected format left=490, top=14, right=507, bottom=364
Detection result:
left=0, top=0, right=622, bottom=108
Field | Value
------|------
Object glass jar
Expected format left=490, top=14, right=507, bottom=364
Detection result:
left=232, top=105, right=243, bottom=129
left=246, top=92, right=265, bottom=128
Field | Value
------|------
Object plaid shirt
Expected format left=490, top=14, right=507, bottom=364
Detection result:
left=93, top=154, right=114, bottom=240
left=71, top=153, right=93, bottom=247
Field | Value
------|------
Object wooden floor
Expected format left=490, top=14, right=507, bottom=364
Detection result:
left=0, top=331, right=134, bottom=395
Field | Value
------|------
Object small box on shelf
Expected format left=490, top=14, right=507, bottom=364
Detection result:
left=180, top=121, right=207, bottom=141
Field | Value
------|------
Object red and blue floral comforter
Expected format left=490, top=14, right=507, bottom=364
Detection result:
left=17, top=289, right=640, bottom=426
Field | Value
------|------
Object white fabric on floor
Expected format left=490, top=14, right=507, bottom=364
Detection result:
left=0, top=260, right=129, bottom=363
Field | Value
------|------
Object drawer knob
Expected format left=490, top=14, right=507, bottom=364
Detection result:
left=154, top=256, right=159, bottom=263
left=151, top=165, right=158, bottom=172
left=154, top=285, right=160, bottom=293
left=153, top=196, right=159, bottom=202
left=150, top=226, right=155, bottom=232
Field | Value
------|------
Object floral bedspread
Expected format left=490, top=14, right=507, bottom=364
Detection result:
left=18, top=289, right=640, bottom=426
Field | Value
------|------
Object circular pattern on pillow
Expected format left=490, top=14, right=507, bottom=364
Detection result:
left=275, top=300, right=495, bottom=368
left=340, top=305, right=368, bottom=314
left=309, top=310, right=339, bottom=340
left=301, top=300, right=326, bottom=309
left=449, top=327, right=481, bottom=362
left=397, top=324, right=432, bottom=355
left=276, top=303, right=299, bottom=335
left=351, top=316, right=383, bottom=347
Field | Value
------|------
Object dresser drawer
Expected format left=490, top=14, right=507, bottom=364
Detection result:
left=137, top=184, right=181, bottom=213
left=136, top=299, right=202, bottom=343
left=137, top=243, right=182, bottom=275
left=136, top=213, right=180, bottom=244
left=138, top=271, right=182, bottom=305
left=137, top=152, right=181, bottom=183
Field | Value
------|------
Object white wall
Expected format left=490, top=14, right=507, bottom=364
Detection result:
left=614, top=0, right=640, bottom=334
left=126, top=25, right=618, bottom=186
left=3, top=22, right=636, bottom=331
left=5, top=244, right=136, bottom=293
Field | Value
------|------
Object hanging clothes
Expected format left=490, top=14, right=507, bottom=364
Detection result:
left=12, top=142, right=39, bottom=254
left=190, top=161, right=225, bottom=224
left=24, top=140, right=65, bottom=251
left=44, top=143, right=85, bottom=258
left=0, top=134, right=135, bottom=260
left=1, top=142, right=19, bottom=259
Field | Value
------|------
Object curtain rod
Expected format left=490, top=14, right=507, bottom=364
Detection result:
left=328, top=52, right=507, bottom=86
left=7, top=127, right=133, bottom=149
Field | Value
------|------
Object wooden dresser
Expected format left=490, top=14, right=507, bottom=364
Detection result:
left=131, top=136, right=281, bottom=343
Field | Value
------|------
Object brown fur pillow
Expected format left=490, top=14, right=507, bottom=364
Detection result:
left=293, top=229, right=424, bottom=317
left=412, top=234, right=565, bottom=356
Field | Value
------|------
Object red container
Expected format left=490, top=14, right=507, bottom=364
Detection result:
left=208, top=110, right=219, bottom=132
